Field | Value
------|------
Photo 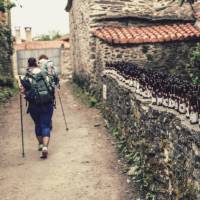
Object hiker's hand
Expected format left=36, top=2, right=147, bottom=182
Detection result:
left=20, top=85, right=25, bottom=93
left=57, top=84, right=61, bottom=90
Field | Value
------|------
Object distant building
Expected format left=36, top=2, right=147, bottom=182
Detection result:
left=13, top=27, right=71, bottom=79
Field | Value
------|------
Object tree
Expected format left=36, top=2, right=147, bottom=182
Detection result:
left=178, top=0, right=197, bottom=6
left=0, top=0, right=16, bottom=12
left=34, top=31, right=63, bottom=41
left=175, top=0, right=197, bottom=12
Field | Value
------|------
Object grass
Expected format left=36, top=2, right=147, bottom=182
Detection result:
left=70, top=82, right=100, bottom=108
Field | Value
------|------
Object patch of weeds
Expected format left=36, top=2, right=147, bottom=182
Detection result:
left=106, top=121, right=159, bottom=200
left=0, top=79, right=19, bottom=104
left=89, top=96, right=98, bottom=107
left=71, top=82, right=100, bottom=108
left=0, top=86, right=18, bottom=104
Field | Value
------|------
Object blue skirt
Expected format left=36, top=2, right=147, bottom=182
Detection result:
left=28, top=103, right=54, bottom=137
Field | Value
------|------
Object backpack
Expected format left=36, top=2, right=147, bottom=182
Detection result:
left=40, top=59, right=59, bottom=87
left=22, top=71, right=55, bottom=105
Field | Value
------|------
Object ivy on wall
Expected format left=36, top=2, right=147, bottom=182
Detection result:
left=0, top=22, right=16, bottom=103
left=0, top=23, right=13, bottom=75
left=187, top=43, right=200, bottom=84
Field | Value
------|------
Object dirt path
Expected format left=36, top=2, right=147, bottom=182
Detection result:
left=0, top=82, right=133, bottom=200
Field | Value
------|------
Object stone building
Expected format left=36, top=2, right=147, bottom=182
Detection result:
left=67, top=0, right=200, bottom=199
left=66, top=0, right=200, bottom=93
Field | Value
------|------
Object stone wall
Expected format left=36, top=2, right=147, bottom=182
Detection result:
left=61, top=46, right=72, bottom=79
left=89, top=0, right=194, bottom=26
left=69, top=0, right=93, bottom=89
left=69, top=1, right=200, bottom=199
left=0, top=12, right=15, bottom=103
left=102, top=73, right=200, bottom=200
left=94, top=38, right=198, bottom=82
left=69, top=0, right=196, bottom=91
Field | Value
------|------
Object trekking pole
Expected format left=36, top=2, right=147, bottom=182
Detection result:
left=57, top=87, right=69, bottom=132
left=19, top=76, right=25, bottom=157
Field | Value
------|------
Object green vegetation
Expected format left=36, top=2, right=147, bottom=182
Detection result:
left=0, top=0, right=15, bottom=12
left=0, top=21, right=15, bottom=104
left=105, top=121, right=198, bottom=200
left=188, top=43, right=200, bottom=84
left=34, top=31, right=63, bottom=41
left=71, top=82, right=100, bottom=108
left=177, top=0, right=197, bottom=6
left=0, top=84, right=18, bottom=103
left=190, top=43, right=200, bottom=68
left=0, top=75, right=14, bottom=87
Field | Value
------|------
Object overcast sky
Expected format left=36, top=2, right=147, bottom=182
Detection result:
left=11, top=0, right=69, bottom=38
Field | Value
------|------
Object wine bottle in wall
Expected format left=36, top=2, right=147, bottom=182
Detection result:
left=148, top=73, right=153, bottom=97
left=157, top=93, right=163, bottom=106
left=163, top=93, right=169, bottom=107
left=151, top=77, right=157, bottom=105
left=178, top=85, right=187, bottom=114
left=186, top=87, right=192, bottom=119
left=145, top=77, right=152, bottom=99
left=156, top=79, right=163, bottom=106
left=162, top=81, right=169, bottom=108
left=189, top=92, right=198, bottom=124
left=169, top=94, right=176, bottom=109
left=140, top=76, right=146, bottom=98
left=174, top=85, right=179, bottom=111
left=186, top=98, right=190, bottom=119
left=135, top=77, right=141, bottom=95
left=190, top=104, right=198, bottom=124
left=169, top=84, right=175, bottom=109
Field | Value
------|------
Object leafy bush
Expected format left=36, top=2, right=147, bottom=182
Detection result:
left=0, top=85, right=18, bottom=103
left=190, top=43, right=200, bottom=68
left=0, top=75, right=14, bottom=87
left=173, top=0, right=197, bottom=6
left=189, top=43, right=200, bottom=84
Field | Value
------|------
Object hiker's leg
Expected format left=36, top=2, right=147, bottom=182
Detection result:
left=43, top=136, right=50, bottom=147
left=37, top=136, right=43, bottom=144
left=29, top=110, right=42, bottom=143
left=41, top=104, right=54, bottom=147
left=40, top=104, right=54, bottom=159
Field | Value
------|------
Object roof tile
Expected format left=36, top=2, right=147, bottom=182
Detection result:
left=93, top=23, right=200, bottom=45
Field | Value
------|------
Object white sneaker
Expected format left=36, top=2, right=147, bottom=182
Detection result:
left=41, top=146, right=48, bottom=159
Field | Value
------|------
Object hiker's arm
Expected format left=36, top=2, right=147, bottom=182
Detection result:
left=20, top=76, right=31, bottom=91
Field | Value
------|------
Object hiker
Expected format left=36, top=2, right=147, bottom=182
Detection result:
left=38, top=54, right=59, bottom=87
left=20, top=57, right=58, bottom=159
left=38, top=54, right=60, bottom=130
